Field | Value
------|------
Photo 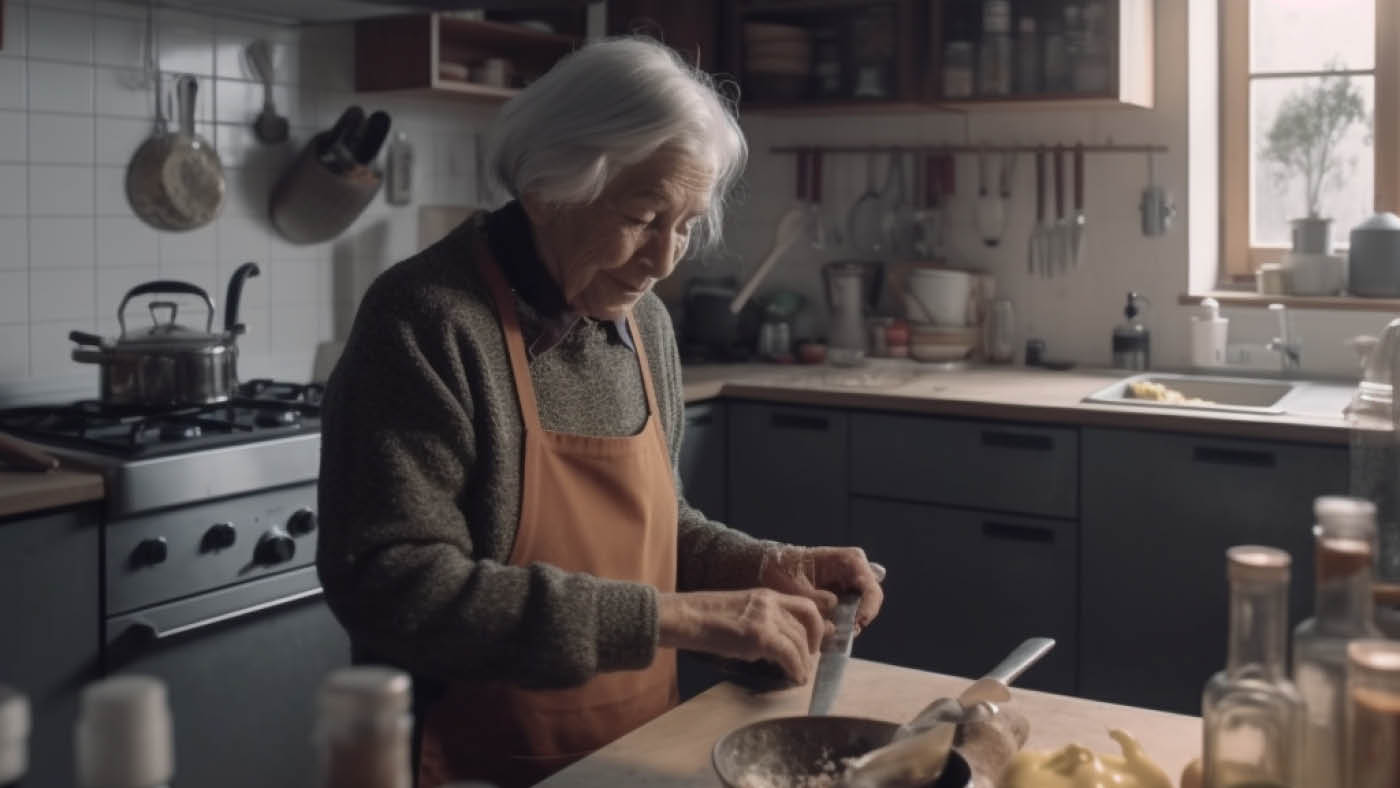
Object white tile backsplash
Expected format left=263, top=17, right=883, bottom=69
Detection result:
left=0, top=111, right=27, bottom=162
left=28, top=112, right=93, bottom=163
left=93, top=14, right=144, bottom=69
left=94, top=115, right=148, bottom=165
left=26, top=7, right=93, bottom=64
left=28, top=164, right=93, bottom=214
left=1, top=2, right=25, bottom=56
left=30, top=267, right=94, bottom=320
left=96, top=216, right=156, bottom=268
left=27, top=60, right=93, bottom=113
left=0, top=271, right=29, bottom=324
left=158, top=223, right=215, bottom=266
left=0, top=5, right=489, bottom=389
left=0, top=58, right=27, bottom=110
left=0, top=325, right=27, bottom=378
left=0, top=165, right=27, bottom=215
left=29, top=216, right=93, bottom=268
left=0, top=217, right=27, bottom=270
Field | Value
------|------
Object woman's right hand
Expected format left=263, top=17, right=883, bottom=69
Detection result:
left=656, top=589, right=832, bottom=685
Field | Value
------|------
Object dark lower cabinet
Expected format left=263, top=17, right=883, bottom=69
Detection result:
left=0, top=506, right=100, bottom=788
left=679, top=401, right=727, bottom=522
left=727, top=402, right=849, bottom=547
left=851, top=497, right=1078, bottom=695
left=1080, top=427, right=1348, bottom=714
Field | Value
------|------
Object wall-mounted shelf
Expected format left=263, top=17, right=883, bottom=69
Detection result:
left=1181, top=291, right=1400, bottom=312
left=354, top=14, right=580, bottom=100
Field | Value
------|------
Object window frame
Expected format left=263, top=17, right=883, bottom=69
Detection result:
left=1218, top=0, right=1400, bottom=284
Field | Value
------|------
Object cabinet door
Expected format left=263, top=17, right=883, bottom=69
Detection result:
left=679, top=401, right=727, bottom=522
left=851, top=497, right=1078, bottom=694
left=0, top=506, right=100, bottom=787
left=728, top=402, right=849, bottom=546
left=1081, top=428, right=1347, bottom=714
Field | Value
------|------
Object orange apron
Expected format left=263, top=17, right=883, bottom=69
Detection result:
left=416, top=252, right=679, bottom=788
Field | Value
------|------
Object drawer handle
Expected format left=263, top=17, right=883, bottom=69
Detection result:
left=981, top=431, right=1054, bottom=451
left=770, top=412, right=830, bottom=431
left=687, top=413, right=714, bottom=427
left=1192, top=446, right=1276, bottom=468
left=982, top=521, right=1056, bottom=544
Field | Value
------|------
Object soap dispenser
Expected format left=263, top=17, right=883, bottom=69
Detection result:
left=1112, top=292, right=1151, bottom=370
left=1190, top=297, right=1229, bottom=367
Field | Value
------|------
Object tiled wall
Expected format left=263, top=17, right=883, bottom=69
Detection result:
left=0, top=0, right=496, bottom=401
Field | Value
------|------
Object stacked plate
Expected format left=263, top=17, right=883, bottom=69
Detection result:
left=745, top=23, right=811, bottom=100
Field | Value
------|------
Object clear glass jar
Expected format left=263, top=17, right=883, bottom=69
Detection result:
left=1202, top=546, right=1304, bottom=788
left=1074, top=0, right=1111, bottom=93
left=1041, top=19, right=1069, bottom=93
left=986, top=299, right=1015, bottom=363
left=1062, top=5, right=1085, bottom=91
left=977, top=0, right=1013, bottom=96
left=1293, top=497, right=1382, bottom=788
left=1346, top=639, right=1400, bottom=788
left=76, top=676, right=174, bottom=788
left=316, top=667, right=413, bottom=788
left=943, top=41, right=975, bottom=98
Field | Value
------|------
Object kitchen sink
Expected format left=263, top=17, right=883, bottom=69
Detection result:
left=1083, top=373, right=1304, bottom=415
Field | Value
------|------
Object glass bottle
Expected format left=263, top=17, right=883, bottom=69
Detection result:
left=1293, top=497, right=1382, bottom=788
left=1062, top=4, right=1084, bottom=92
left=1202, top=545, right=1304, bottom=788
left=1345, top=639, right=1400, bottom=788
left=977, top=0, right=1013, bottom=96
left=75, top=676, right=174, bottom=788
left=1041, top=17, right=1069, bottom=93
left=1074, top=0, right=1111, bottom=93
left=0, top=686, right=28, bottom=788
left=315, top=666, right=413, bottom=788
left=386, top=132, right=414, bottom=206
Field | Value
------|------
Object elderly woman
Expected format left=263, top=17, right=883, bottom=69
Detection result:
left=317, top=37, right=883, bottom=788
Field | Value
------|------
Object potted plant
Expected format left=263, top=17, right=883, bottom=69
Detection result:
left=1262, top=66, right=1367, bottom=255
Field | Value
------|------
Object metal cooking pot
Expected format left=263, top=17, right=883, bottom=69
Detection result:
left=70, top=263, right=261, bottom=406
left=712, top=716, right=973, bottom=788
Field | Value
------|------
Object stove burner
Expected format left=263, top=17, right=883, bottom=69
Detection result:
left=256, top=409, right=301, bottom=428
left=0, top=379, right=322, bottom=458
left=160, top=422, right=203, bottom=441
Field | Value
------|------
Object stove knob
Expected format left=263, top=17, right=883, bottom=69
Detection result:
left=131, top=537, right=168, bottom=568
left=201, top=522, right=237, bottom=552
left=255, top=530, right=296, bottom=566
left=286, top=508, right=318, bottom=537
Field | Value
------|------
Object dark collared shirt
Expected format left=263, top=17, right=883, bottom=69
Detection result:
left=483, top=200, right=634, bottom=358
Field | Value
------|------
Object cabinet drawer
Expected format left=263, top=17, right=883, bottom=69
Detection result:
left=851, top=413, right=1079, bottom=518
left=728, top=402, right=848, bottom=546
left=679, top=402, right=727, bottom=521
left=852, top=497, right=1077, bottom=694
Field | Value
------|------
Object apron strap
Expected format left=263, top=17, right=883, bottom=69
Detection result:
left=624, top=315, right=663, bottom=420
left=475, top=251, right=544, bottom=433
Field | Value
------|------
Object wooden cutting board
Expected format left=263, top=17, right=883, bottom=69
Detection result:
left=538, top=658, right=1201, bottom=788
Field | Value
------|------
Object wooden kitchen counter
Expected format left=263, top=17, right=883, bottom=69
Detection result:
left=541, top=658, right=1201, bottom=788
left=0, top=467, right=105, bottom=519
left=683, top=362, right=1357, bottom=445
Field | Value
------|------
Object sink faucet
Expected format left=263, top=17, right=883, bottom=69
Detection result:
left=1266, top=303, right=1301, bottom=373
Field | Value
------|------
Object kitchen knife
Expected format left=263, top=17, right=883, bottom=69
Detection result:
left=808, top=590, right=859, bottom=715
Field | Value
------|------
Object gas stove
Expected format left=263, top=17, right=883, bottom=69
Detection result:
left=0, top=379, right=323, bottom=517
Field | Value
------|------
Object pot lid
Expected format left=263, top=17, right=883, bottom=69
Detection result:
left=1353, top=212, right=1400, bottom=233
left=117, top=300, right=227, bottom=349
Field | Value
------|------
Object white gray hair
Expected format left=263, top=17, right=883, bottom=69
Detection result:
left=483, top=36, right=747, bottom=253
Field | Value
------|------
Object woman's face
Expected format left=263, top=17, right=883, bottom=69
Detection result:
left=524, top=148, right=714, bottom=321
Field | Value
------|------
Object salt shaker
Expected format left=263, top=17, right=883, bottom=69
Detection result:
left=986, top=299, right=1016, bottom=364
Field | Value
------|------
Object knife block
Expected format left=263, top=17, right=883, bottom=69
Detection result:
left=270, top=131, right=383, bottom=244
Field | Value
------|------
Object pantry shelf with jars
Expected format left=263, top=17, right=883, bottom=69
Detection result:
left=725, top=0, right=1154, bottom=114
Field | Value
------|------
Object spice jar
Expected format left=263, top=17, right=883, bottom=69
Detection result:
left=1346, top=639, right=1400, bottom=788
left=943, top=41, right=975, bottom=98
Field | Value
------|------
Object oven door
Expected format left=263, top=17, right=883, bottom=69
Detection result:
left=104, top=566, right=350, bottom=788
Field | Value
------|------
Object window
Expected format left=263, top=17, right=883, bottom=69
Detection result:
left=1220, top=0, right=1399, bottom=282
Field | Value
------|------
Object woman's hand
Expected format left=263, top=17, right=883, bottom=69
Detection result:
left=656, top=589, right=833, bottom=684
left=759, top=546, right=885, bottom=633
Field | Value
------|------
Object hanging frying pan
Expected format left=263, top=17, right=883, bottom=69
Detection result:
left=126, top=74, right=225, bottom=231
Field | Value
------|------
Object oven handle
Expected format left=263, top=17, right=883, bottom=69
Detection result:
left=131, top=587, right=323, bottom=641
left=106, top=566, right=325, bottom=655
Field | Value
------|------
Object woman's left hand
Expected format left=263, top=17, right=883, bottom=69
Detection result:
left=759, top=546, right=885, bottom=633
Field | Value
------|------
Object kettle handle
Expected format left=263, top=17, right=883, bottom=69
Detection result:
left=118, top=280, right=215, bottom=336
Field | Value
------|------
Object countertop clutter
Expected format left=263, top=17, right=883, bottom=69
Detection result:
left=540, top=658, right=1200, bottom=788
left=682, top=362, right=1357, bottom=445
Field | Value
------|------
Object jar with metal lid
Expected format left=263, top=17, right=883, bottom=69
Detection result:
left=316, top=667, right=413, bottom=788
left=1346, top=639, right=1400, bottom=788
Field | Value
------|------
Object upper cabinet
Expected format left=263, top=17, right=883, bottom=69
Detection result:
left=354, top=13, right=582, bottom=100
left=726, top=0, right=1153, bottom=114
